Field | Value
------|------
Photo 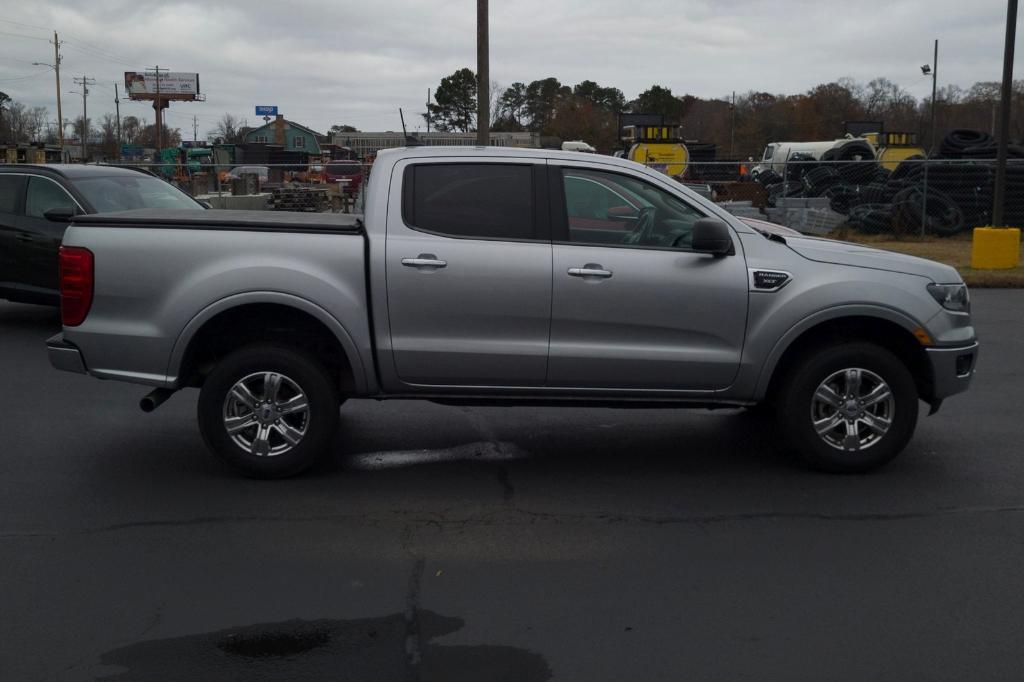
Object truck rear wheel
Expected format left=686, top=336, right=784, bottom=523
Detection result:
left=776, top=342, right=918, bottom=473
left=198, top=343, right=339, bottom=478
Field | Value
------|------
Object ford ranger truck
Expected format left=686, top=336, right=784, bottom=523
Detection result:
left=46, top=147, right=978, bottom=477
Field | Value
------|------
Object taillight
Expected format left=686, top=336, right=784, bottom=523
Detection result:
left=59, top=246, right=94, bottom=326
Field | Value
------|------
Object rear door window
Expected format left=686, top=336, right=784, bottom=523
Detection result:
left=0, top=175, right=25, bottom=215
left=403, top=163, right=535, bottom=241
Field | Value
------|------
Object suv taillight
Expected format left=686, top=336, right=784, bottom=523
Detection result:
left=59, top=246, right=94, bottom=326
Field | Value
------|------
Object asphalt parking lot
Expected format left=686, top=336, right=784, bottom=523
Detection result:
left=1, top=291, right=1023, bottom=681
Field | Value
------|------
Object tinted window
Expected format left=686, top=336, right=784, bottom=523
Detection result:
left=560, top=168, right=705, bottom=250
left=25, top=177, right=78, bottom=218
left=74, top=175, right=203, bottom=212
left=0, top=175, right=24, bottom=214
left=406, top=164, right=534, bottom=240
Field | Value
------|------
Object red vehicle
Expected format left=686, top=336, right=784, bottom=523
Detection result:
left=323, top=160, right=364, bottom=194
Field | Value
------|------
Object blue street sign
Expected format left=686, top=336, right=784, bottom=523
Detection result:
left=255, top=105, right=278, bottom=116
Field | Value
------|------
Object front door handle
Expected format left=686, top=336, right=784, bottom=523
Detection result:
left=568, top=264, right=613, bottom=279
left=401, top=254, right=447, bottom=269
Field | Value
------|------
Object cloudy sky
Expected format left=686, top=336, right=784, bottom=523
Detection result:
left=0, top=0, right=1020, bottom=137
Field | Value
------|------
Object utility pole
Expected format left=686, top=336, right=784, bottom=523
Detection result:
left=920, top=40, right=939, bottom=235
left=146, top=65, right=168, bottom=151
left=993, top=0, right=1019, bottom=228
left=193, top=115, right=198, bottom=142
left=114, top=83, right=121, bottom=154
left=730, top=90, right=736, bottom=157
left=33, top=33, right=64, bottom=149
left=72, top=76, right=96, bottom=162
left=426, top=88, right=431, bottom=134
left=53, top=33, right=63, bottom=149
left=476, top=0, right=489, bottom=146
left=929, top=39, right=939, bottom=153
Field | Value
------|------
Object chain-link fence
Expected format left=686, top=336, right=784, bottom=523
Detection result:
left=114, top=157, right=1022, bottom=240
left=654, top=158, right=1024, bottom=239
left=114, top=161, right=373, bottom=214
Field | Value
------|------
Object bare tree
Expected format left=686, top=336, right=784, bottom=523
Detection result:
left=100, top=113, right=118, bottom=158
left=211, top=113, right=247, bottom=143
left=26, top=107, right=47, bottom=142
left=73, top=115, right=92, bottom=143
left=121, top=115, right=141, bottom=144
left=4, top=101, right=31, bottom=142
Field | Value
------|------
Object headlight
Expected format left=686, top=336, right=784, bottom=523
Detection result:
left=927, top=283, right=970, bottom=313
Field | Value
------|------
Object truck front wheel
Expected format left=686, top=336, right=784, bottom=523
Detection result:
left=776, top=342, right=918, bottom=473
left=198, top=344, right=339, bottom=478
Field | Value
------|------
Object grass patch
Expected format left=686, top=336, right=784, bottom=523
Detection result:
left=830, top=231, right=1024, bottom=287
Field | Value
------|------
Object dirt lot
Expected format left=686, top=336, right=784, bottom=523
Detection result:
left=834, top=231, right=1024, bottom=287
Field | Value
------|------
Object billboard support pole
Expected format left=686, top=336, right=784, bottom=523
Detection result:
left=146, top=65, right=168, bottom=152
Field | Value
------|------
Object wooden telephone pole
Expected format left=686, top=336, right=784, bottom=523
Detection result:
left=476, top=0, right=489, bottom=146
left=114, top=83, right=121, bottom=153
left=72, top=76, right=96, bottom=161
left=53, top=33, right=64, bottom=149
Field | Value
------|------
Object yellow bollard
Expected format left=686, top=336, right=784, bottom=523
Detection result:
left=971, top=227, right=1021, bottom=269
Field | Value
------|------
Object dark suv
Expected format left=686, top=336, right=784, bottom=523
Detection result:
left=0, top=165, right=204, bottom=305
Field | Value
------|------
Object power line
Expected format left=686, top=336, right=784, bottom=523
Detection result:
left=0, top=73, right=40, bottom=82
left=0, top=29, right=49, bottom=42
left=0, top=17, right=51, bottom=31
left=61, top=42, right=134, bottom=67
left=0, top=18, right=136, bottom=64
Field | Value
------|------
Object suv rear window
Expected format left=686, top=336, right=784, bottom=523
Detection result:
left=403, top=163, right=534, bottom=241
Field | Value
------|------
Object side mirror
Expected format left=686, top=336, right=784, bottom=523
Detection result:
left=43, top=207, right=78, bottom=222
left=198, top=200, right=213, bottom=209
left=691, top=218, right=735, bottom=256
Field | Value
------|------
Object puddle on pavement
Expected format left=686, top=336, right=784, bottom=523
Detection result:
left=95, top=610, right=551, bottom=681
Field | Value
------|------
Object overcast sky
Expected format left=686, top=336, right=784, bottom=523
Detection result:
left=1, top=0, right=1021, bottom=138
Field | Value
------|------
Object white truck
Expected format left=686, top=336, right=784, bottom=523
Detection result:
left=751, top=136, right=876, bottom=178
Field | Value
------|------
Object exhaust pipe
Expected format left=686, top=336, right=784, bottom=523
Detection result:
left=140, top=387, right=176, bottom=413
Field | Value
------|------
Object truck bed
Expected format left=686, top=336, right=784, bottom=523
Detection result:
left=59, top=208, right=372, bottom=391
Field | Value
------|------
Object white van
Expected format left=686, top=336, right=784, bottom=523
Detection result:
left=562, top=140, right=597, bottom=153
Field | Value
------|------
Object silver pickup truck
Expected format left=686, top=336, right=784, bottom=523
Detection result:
left=47, top=147, right=978, bottom=477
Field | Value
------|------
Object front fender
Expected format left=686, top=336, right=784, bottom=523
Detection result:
left=751, top=303, right=927, bottom=401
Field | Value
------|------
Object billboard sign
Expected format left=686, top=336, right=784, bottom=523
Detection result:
left=124, top=72, right=200, bottom=100
left=255, top=105, right=278, bottom=117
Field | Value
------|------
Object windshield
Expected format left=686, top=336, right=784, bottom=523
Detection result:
left=75, top=175, right=203, bottom=213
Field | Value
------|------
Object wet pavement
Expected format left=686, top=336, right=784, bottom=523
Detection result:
left=1, top=291, right=1023, bottom=680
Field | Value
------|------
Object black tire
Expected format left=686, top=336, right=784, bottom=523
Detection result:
left=198, top=343, right=339, bottom=478
left=775, top=342, right=918, bottom=473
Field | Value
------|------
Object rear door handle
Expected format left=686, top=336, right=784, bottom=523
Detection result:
left=568, top=264, right=613, bottom=279
left=16, top=233, right=34, bottom=243
left=401, top=254, right=447, bottom=269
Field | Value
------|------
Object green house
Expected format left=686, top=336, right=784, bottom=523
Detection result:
left=244, top=115, right=323, bottom=154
